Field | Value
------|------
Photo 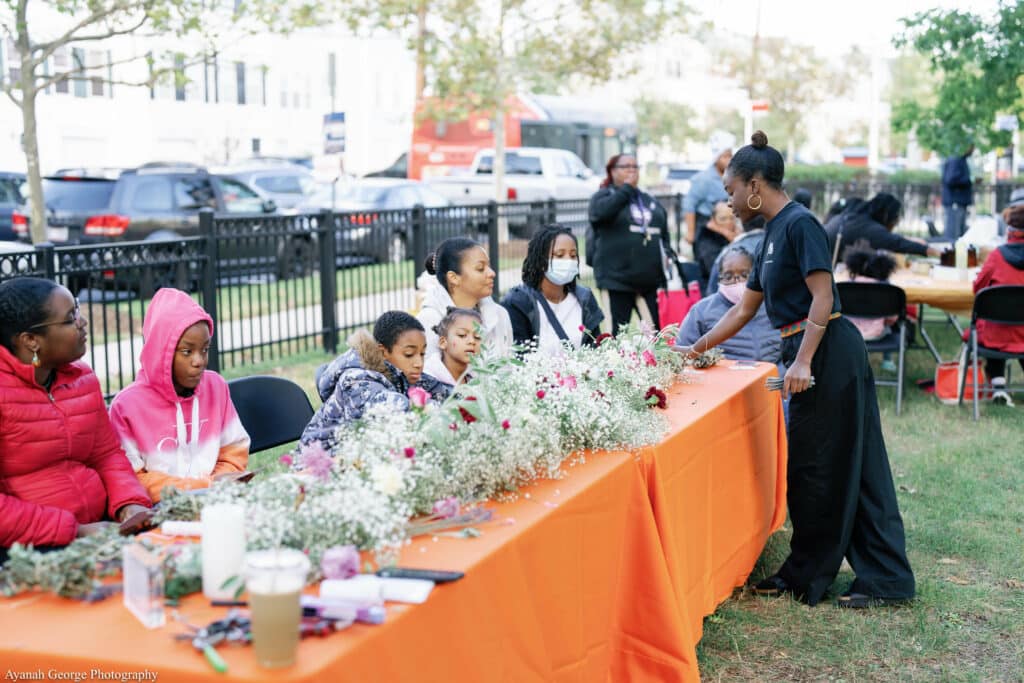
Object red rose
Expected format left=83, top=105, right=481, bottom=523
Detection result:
left=458, top=406, right=477, bottom=424
left=644, top=386, right=667, bottom=409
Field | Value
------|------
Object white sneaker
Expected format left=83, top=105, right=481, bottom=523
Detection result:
left=992, top=389, right=1015, bottom=407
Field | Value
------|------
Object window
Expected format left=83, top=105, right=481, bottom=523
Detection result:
left=174, top=54, right=186, bottom=101
left=279, top=74, right=288, bottom=108
left=5, top=38, right=20, bottom=86
left=217, top=177, right=262, bottom=213
left=129, top=178, right=174, bottom=212
left=260, top=66, right=267, bottom=106
left=72, top=48, right=87, bottom=98
left=89, top=50, right=105, bottom=96
left=253, top=175, right=306, bottom=195
left=173, top=177, right=216, bottom=211
left=53, top=48, right=70, bottom=94
left=235, top=61, right=246, bottom=105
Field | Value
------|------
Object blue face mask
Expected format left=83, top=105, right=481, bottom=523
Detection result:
left=545, top=258, right=579, bottom=286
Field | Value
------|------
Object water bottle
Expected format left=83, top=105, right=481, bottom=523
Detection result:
left=954, top=238, right=968, bottom=281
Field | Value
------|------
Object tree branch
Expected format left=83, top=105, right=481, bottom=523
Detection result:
left=34, top=3, right=149, bottom=64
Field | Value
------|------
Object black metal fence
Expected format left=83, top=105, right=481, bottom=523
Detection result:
left=0, top=196, right=678, bottom=398
left=0, top=182, right=1011, bottom=398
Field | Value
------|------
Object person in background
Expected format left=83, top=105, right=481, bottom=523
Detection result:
left=425, top=307, right=482, bottom=386
left=970, top=203, right=1024, bottom=406
left=301, top=311, right=450, bottom=451
left=109, top=288, right=251, bottom=502
left=501, top=224, right=604, bottom=353
left=792, top=188, right=813, bottom=211
left=676, top=131, right=915, bottom=609
left=942, top=145, right=974, bottom=240
left=683, top=133, right=735, bottom=284
left=417, top=237, right=512, bottom=361
left=996, top=188, right=1024, bottom=238
left=677, top=245, right=780, bottom=373
left=0, top=278, right=151, bottom=557
left=842, top=243, right=903, bottom=374
left=824, top=197, right=865, bottom=231
left=588, top=153, right=672, bottom=334
left=831, top=193, right=941, bottom=259
left=707, top=215, right=766, bottom=295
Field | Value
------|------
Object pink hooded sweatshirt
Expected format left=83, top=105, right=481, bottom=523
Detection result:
left=109, top=288, right=249, bottom=501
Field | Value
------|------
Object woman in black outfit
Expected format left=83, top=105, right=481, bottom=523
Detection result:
left=500, top=224, right=604, bottom=353
left=829, top=192, right=941, bottom=259
left=588, top=154, right=671, bottom=334
left=677, top=132, right=915, bottom=608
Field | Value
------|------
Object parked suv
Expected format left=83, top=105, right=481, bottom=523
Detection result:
left=13, top=164, right=295, bottom=293
left=1, top=172, right=26, bottom=241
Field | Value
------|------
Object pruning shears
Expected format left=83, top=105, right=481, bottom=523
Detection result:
left=173, top=610, right=250, bottom=674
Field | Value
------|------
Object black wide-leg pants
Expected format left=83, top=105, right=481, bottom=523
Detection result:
left=777, top=317, right=915, bottom=605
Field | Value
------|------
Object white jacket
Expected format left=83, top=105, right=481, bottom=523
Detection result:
left=416, top=271, right=513, bottom=362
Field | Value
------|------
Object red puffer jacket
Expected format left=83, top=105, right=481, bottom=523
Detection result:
left=0, top=345, right=151, bottom=548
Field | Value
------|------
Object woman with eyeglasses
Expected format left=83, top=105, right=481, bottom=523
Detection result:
left=0, top=278, right=152, bottom=558
left=675, top=244, right=780, bottom=373
left=588, top=153, right=673, bottom=334
left=677, top=132, right=915, bottom=610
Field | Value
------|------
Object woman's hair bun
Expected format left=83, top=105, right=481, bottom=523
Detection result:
left=424, top=252, right=437, bottom=275
left=750, top=130, right=769, bottom=149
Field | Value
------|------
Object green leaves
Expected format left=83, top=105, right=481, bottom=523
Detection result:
left=894, top=4, right=1024, bottom=155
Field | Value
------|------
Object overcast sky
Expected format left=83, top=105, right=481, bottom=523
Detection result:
left=689, top=0, right=1002, bottom=57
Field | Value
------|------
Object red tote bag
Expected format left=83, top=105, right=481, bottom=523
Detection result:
left=657, top=282, right=702, bottom=328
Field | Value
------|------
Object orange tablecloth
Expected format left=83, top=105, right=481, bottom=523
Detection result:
left=0, top=362, right=786, bottom=682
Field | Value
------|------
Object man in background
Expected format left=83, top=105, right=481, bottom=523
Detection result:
left=942, top=145, right=974, bottom=240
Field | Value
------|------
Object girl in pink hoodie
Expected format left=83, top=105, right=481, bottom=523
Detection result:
left=110, top=288, right=250, bottom=501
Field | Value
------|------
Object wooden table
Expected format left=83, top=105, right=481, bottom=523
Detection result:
left=0, top=362, right=786, bottom=683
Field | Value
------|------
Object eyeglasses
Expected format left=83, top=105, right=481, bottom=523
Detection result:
left=29, top=299, right=82, bottom=331
left=718, top=272, right=750, bottom=285
left=614, top=164, right=639, bottom=169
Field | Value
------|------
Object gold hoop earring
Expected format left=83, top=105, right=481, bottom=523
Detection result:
left=32, top=350, right=40, bottom=367
left=747, top=194, right=763, bottom=211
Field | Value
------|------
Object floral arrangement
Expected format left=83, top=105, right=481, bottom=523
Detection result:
left=1, top=324, right=707, bottom=600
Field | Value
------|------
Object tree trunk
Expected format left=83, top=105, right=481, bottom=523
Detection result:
left=17, top=51, right=46, bottom=245
left=414, top=0, right=427, bottom=99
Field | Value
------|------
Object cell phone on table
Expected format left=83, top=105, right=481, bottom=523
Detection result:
left=376, top=567, right=465, bottom=583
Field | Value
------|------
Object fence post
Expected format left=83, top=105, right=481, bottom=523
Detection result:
left=199, top=208, right=220, bottom=372
left=36, top=242, right=56, bottom=280
left=318, top=210, right=338, bottom=355
left=411, top=204, right=427, bottom=281
left=487, top=200, right=500, bottom=296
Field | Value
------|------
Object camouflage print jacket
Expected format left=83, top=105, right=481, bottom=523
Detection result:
left=299, top=330, right=451, bottom=451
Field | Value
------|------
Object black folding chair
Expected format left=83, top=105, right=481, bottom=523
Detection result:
left=228, top=375, right=315, bottom=453
left=837, top=282, right=909, bottom=415
left=958, top=285, right=1024, bottom=421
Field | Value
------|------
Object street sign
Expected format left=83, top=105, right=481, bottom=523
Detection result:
left=995, top=114, right=1018, bottom=131
left=323, top=112, right=346, bottom=154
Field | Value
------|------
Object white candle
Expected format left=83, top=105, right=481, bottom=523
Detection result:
left=201, top=503, right=246, bottom=600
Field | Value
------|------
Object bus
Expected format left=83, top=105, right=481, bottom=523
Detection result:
left=408, top=94, right=637, bottom=180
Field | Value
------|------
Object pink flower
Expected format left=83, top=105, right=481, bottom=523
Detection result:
left=298, top=442, right=334, bottom=482
left=407, top=386, right=430, bottom=409
left=642, top=350, right=657, bottom=367
left=321, top=545, right=360, bottom=580
left=432, top=497, right=460, bottom=519
left=501, top=419, right=510, bottom=430
left=578, top=325, right=586, bottom=332
left=279, top=453, right=294, bottom=467
left=403, top=446, right=416, bottom=459
left=449, top=422, right=458, bottom=431
left=536, top=389, right=546, bottom=400
left=607, top=370, right=614, bottom=378
left=559, top=375, right=577, bottom=390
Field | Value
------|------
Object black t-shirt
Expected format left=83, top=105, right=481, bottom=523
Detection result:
left=747, top=202, right=842, bottom=329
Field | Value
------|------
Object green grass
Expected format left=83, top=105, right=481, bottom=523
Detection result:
left=697, top=315, right=1024, bottom=682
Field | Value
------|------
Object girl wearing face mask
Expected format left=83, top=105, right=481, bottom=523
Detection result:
left=675, top=245, right=781, bottom=373
left=501, top=224, right=605, bottom=355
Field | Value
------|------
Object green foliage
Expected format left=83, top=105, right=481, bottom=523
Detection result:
left=633, top=97, right=699, bottom=152
left=894, top=4, right=1024, bottom=156
left=883, top=169, right=941, bottom=185
left=784, top=164, right=869, bottom=184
